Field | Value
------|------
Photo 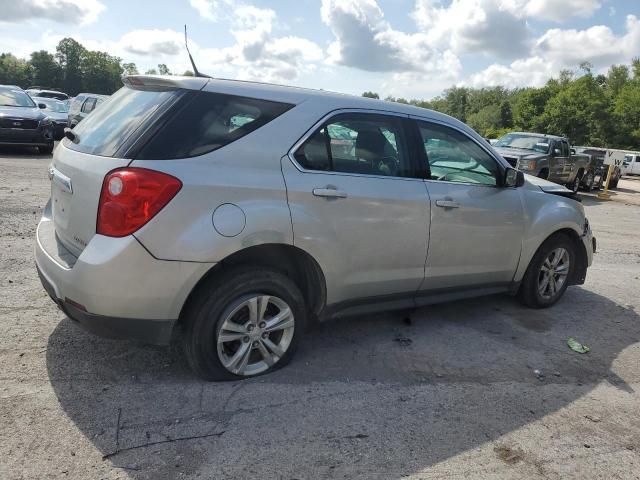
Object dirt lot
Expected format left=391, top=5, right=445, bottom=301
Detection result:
left=1, top=146, right=639, bottom=480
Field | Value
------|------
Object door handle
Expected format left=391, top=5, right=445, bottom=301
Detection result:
left=435, top=200, right=460, bottom=209
left=313, top=187, right=348, bottom=199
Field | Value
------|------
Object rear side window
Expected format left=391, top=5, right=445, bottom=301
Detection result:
left=135, top=91, right=293, bottom=159
left=293, top=113, right=413, bottom=177
left=65, top=86, right=178, bottom=157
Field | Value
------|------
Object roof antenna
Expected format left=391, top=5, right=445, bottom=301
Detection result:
left=184, top=24, right=210, bottom=78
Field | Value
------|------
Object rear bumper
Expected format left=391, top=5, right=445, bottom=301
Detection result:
left=37, top=265, right=175, bottom=344
left=35, top=208, right=214, bottom=345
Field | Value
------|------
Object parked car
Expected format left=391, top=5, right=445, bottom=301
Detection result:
left=32, top=96, right=69, bottom=140
left=67, top=93, right=108, bottom=127
left=0, top=85, right=54, bottom=153
left=624, top=152, right=640, bottom=176
left=574, top=147, right=623, bottom=189
left=494, top=132, right=591, bottom=193
left=25, top=88, right=69, bottom=101
left=36, top=75, right=595, bottom=380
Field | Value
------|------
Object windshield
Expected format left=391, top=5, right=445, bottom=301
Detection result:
left=0, top=88, right=36, bottom=108
left=65, top=86, right=178, bottom=157
left=495, top=133, right=550, bottom=153
left=35, top=97, right=69, bottom=113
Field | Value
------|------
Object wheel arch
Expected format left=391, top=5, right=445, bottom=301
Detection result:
left=516, top=227, right=587, bottom=287
left=178, top=243, right=327, bottom=326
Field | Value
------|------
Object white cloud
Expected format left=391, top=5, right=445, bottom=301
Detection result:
left=520, top=0, right=601, bottom=21
left=0, top=0, right=105, bottom=26
left=194, top=5, right=323, bottom=82
left=536, top=14, right=640, bottom=65
left=120, top=29, right=185, bottom=57
left=321, top=0, right=462, bottom=79
left=189, top=0, right=235, bottom=21
left=466, top=14, right=640, bottom=88
left=413, top=0, right=531, bottom=58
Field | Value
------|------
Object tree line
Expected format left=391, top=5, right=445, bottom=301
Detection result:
left=1, top=37, right=638, bottom=149
left=0, top=37, right=193, bottom=96
left=364, top=60, right=640, bottom=150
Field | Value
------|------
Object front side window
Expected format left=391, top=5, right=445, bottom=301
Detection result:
left=418, top=121, right=499, bottom=186
left=81, top=98, right=96, bottom=113
left=294, top=113, right=412, bottom=177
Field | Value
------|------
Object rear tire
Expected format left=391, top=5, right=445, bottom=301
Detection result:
left=581, top=171, right=594, bottom=192
left=517, top=233, right=576, bottom=309
left=183, top=267, right=307, bottom=381
left=38, top=143, right=54, bottom=155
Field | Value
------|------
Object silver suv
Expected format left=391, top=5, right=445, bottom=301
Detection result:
left=36, top=75, right=595, bottom=380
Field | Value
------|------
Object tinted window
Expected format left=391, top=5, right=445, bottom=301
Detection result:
left=294, top=113, right=412, bottom=177
left=0, top=88, right=36, bottom=108
left=81, top=98, right=96, bottom=113
left=136, top=91, right=293, bottom=159
left=65, top=86, right=177, bottom=157
left=418, top=121, right=499, bottom=186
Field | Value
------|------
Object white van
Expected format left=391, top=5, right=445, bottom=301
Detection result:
left=624, top=152, right=640, bottom=176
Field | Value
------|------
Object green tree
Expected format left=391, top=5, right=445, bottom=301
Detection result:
left=613, top=81, right=640, bottom=148
left=157, top=63, right=171, bottom=75
left=0, top=53, right=33, bottom=88
left=81, top=50, right=123, bottom=94
left=606, top=64, right=629, bottom=97
left=182, top=70, right=194, bottom=76
left=29, top=50, right=62, bottom=88
left=55, top=38, right=86, bottom=95
left=541, top=73, right=609, bottom=145
left=362, top=91, right=379, bottom=99
left=145, top=68, right=158, bottom=75
left=122, top=62, right=139, bottom=75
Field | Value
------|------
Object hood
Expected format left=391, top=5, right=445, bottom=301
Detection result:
left=0, top=105, right=47, bottom=121
left=494, top=146, right=547, bottom=159
left=524, top=174, right=580, bottom=201
left=44, top=111, right=68, bottom=122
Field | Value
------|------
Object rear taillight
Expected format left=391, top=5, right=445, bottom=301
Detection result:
left=97, top=168, right=182, bottom=237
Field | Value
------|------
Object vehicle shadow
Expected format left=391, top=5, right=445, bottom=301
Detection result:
left=0, top=144, right=55, bottom=158
left=46, top=287, right=639, bottom=479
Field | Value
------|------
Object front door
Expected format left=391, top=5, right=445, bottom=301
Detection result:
left=282, top=112, right=430, bottom=305
left=413, top=119, right=524, bottom=291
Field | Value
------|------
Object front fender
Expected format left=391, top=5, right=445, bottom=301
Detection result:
left=514, top=187, right=585, bottom=283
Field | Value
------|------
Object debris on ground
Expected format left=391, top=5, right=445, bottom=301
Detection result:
left=584, top=415, right=601, bottom=423
left=533, top=369, right=545, bottom=380
left=393, top=336, right=412, bottom=347
left=567, top=337, right=590, bottom=354
left=495, top=445, right=524, bottom=465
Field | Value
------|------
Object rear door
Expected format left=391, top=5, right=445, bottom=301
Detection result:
left=282, top=111, right=430, bottom=305
left=50, top=85, right=182, bottom=256
left=413, top=118, right=524, bottom=291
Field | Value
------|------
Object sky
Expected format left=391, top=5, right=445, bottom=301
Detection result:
left=1, top=0, right=639, bottom=99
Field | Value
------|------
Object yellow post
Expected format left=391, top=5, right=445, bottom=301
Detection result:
left=597, top=164, right=614, bottom=200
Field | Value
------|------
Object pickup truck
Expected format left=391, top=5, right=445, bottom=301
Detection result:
left=494, top=132, right=592, bottom=192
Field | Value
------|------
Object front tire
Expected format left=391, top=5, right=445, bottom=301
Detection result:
left=183, top=267, right=306, bottom=381
left=38, top=143, right=54, bottom=155
left=569, top=173, right=581, bottom=193
left=517, top=233, right=576, bottom=308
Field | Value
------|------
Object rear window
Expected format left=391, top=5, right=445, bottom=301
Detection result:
left=135, top=91, right=293, bottom=159
left=65, top=87, right=178, bottom=157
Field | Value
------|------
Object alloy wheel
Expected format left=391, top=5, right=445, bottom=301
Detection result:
left=538, top=248, right=570, bottom=300
left=217, top=294, right=295, bottom=376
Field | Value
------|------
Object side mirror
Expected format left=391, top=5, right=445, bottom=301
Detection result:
left=505, top=168, right=525, bottom=188
left=553, top=148, right=562, bottom=156
left=570, top=148, right=576, bottom=155
left=38, top=103, right=47, bottom=109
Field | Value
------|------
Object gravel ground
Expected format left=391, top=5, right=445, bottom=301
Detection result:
left=1, top=145, right=639, bottom=480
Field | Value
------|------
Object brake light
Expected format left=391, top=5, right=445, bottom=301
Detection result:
left=97, top=168, right=182, bottom=237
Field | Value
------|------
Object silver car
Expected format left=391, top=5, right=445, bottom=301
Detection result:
left=36, top=75, right=595, bottom=380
